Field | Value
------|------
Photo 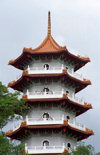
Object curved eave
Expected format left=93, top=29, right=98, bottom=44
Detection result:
left=8, top=71, right=91, bottom=93
left=24, top=97, right=92, bottom=116
left=8, top=48, right=90, bottom=71
left=6, top=121, right=94, bottom=141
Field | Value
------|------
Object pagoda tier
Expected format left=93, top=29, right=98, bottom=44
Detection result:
left=23, top=98, right=92, bottom=117
left=6, top=120, right=93, bottom=141
left=6, top=12, right=93, bottom=154
left=8, top=36, right=90, bottom=71
left=8, top=71, right=91, bottom=93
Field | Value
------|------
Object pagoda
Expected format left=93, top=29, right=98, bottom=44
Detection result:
left=6, top=12, right=94, bottom=154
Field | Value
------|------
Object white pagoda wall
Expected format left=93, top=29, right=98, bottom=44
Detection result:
left=25, top=81, right=75, bottom=97
left=22, top=132, right=77, bottom=150
left=28, top=58, right=75, bottom=72
left=26, top=106, right=76, bottom=121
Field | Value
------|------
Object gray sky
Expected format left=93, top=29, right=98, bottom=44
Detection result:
left=0, top=0, right=100, bottom=152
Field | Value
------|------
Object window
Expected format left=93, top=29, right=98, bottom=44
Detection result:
left=43, top=88, right=49, bottom=94
left=67, top=143, right=71, bottom=149
left=44, top=64, right=49, bottom=70
left=66, top=90, right=69, bottom=94
left=66, top=66, right=68, bottom=70
left=43, top=140, right=49, bottom=147
left=66, top=116, right=70, bottom=120
left=43, top=113, right=49, bottom=120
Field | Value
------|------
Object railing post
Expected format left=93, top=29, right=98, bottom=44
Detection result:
left=25, top=143, right=28, bottom=153
left=26, top=115, right=28, bottom=123
left=27, top=89, right=29, bottom=96
left=62, top=143, right=65, bottom=149
left=62, top=89, right=64, bottom=95
left=61, top=64, right=64, bottom=70
left=62, top=114, right=64, bottom=121
left=28, top=65, right=30, bottom=71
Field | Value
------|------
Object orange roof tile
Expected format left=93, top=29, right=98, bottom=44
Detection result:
left=29, top=35, right=66, bottom=53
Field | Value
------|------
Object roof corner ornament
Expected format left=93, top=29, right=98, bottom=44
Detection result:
left=48, top=11, right=51, bottom=36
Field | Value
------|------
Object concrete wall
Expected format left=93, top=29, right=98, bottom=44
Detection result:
left=24, top=80, right=75, bottom=97
left=26, top=106, right=76, bottom=121
left=28, top=58, right=75, bottom=71
left=23, top=132, right=77, bottom=150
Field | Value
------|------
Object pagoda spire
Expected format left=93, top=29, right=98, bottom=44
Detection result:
left=48, top=11, right=51, bottom=36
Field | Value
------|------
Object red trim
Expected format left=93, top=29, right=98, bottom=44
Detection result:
left=8, top=48, right=90, bottom=71
left=8, top=71, right=91, bottom=93
left=6, top=121, right=94, bottom=141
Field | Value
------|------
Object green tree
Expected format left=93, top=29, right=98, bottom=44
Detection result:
left=72, top=143, right=95, bottom=155
left=0, top=82, right=28, bottom=154
left=0, top=132, right=25, bottom=155
left=62, top=151, right=70, bottom=155
left=0, top=81, right=27, bottom=130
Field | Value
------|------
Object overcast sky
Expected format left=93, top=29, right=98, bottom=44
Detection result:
left=0, top=0, right=100, bottom=152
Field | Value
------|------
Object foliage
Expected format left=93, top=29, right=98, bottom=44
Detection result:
left=0, top=132, right=24, bottom=155
left=72, top=142, right=97, bottom=155
left=62, top=151, right=71, bottom=155
left=0, top=81, right=27, bottom=129
left=0, top=82, right=28, bottom=154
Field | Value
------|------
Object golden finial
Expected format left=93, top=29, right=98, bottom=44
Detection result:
left=48, top=11, right=51, bottom=36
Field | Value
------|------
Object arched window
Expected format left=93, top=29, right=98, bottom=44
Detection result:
left=43, top=140, right=49, bottom=147
left=44, top=64, right=49, bottom=70
left=66, top=90, right=69, bottom=95
left=66, top=116, right=70, bottom=121
left=67, top=143, right=71, bottom=149
left=66, top=66, right=68, bottom=70
left=43, top=113, right=49, bottom=120
left=43, top=88, right=49, bottom=94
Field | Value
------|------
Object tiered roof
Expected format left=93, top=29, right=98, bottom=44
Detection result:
left=6, top=120, right=94, bottom=141
left=6, top=12, right=93, bottom=144
left=8, top=13, right=90, bottom=71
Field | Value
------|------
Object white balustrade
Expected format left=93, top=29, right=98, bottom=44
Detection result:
left=27, top=64, right=64, bottom=74
left=68, top=120, right=86, bottom=131
left=12, top=116, right=85, bottom=133
left=25, top=145, right=65, bottom=154
left=27, top=64, right=84, bottom=81
left=16, top=74, right=22, bottom=80
left=68, top=94, right=84, bottom=105
left=68, top=69, right=83, bottom=81
left=26, top=89, right=64, bottom=99
left=26, top=115, right=64, bottom=125
left=13, top=121, right=22, bottom=131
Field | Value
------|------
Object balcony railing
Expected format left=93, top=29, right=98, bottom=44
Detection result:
left=68, top=69, right=83, bottom=81
left=25, top=145, right=65, bottom=154
left=68, top=94, right=84, bottom=105
left=26, top=115, right=64, bottom=125
left=27, top=65, right=84, bottom=81
left=26, top=90, right=63, bottom=99
left=26, top=89, right=85, bottom=105
left=26, top=116, right=85, bottom=131
left=68, top=120, right=86, bottom=131
left=12, top=116, right=85, bottom=132
left=27, top=65, right=64, bottom=74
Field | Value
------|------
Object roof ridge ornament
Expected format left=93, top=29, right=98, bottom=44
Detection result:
left=48, top=11, right=51, bottom=36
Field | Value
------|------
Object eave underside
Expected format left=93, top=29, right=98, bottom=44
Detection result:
left=8, top=73, right=91, bottom=93
left=23, top=98, right=92, bottom=117
left=6, top=123, right=94, bottom=141
left=9, top=49, right=90, bottom=71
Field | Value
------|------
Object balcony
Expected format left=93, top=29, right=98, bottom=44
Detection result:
left=27, top=65, right=64, bottom=74
left=12, top=115, right=86, bottom=132
left=26, top=89, right=63, bottom=99
left=25, top=145, right=66, bottom=154
left=68, top=94, right=84, bottom=105
left=26, top=65, right=84, bottom=81
left=68, top=120, right=86, bottom=131
left=26, top=115, right=64, bottom=126
left=25, top=89, right=86, bottom=105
